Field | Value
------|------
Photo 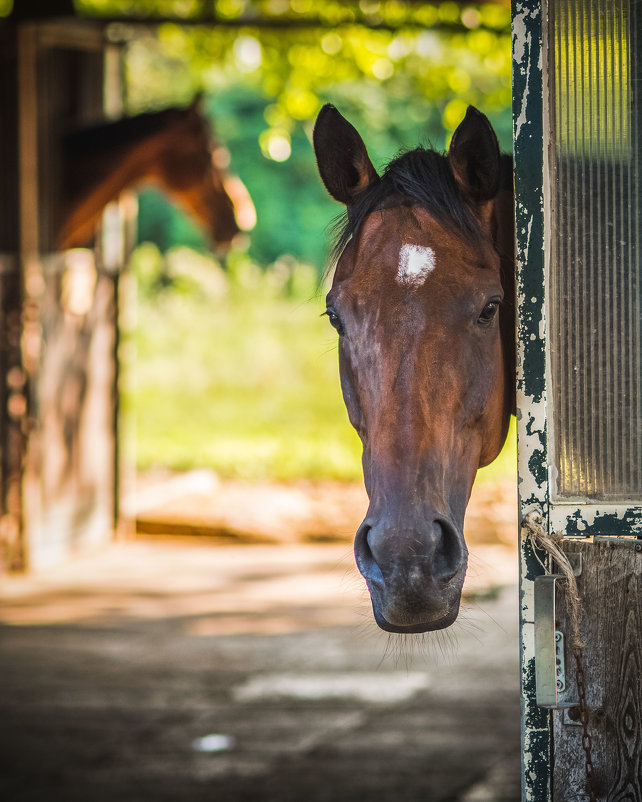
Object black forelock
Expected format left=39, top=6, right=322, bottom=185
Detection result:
left=329, top=146, right=487, bottom=268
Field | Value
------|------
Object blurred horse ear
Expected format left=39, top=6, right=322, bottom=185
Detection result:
left=313, top=104, right=379, bottom=205
left=189, top=92, right=205, bottom=114
left=448, top=106, right=500, bottom=204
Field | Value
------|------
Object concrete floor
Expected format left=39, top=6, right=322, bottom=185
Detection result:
left=0, top=538, right=521, bottom=801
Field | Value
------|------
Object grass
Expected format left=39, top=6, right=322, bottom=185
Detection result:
left=122, top=245, right=363, bottom=480
left=122, top=244, right=516, bottom=484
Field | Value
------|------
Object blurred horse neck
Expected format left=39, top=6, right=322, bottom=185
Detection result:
left=59, top=100, right=253, bottom=250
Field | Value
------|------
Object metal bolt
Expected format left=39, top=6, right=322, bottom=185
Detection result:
left=555, top=631, right=562, bottom=642
left=567, top=706, right=581, bottom=722
left=635, top=543, right=642, bottom=553
left=556, top=679, right=564, bottom=691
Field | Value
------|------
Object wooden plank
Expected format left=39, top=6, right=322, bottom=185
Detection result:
left=553, top=539, right=642, bottom=800
left=16, top=24, right=120, bottom=570
left=36, top=20, right=105, bottom=51
left=0, top=25, right=25, bottom=572
left=17, top=24, right=39, bottom=260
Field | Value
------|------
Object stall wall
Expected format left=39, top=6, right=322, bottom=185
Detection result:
left=1, top=20, right=123, bottom=571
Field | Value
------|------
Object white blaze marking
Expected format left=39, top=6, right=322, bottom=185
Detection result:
left=397, top=244, right=436, bottom=287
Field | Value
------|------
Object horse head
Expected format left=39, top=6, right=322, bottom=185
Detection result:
left=59, top=96, right=256, bottom=251
left=314, top=105, right=514, bottom=633
left=156, top=96, right=256, bottom=248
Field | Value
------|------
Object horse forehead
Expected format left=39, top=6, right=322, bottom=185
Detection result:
left=348, top=207, right=476, bottom=287
left=359, top=205, right=426, bottom=245
left=396, top=244, right=436, bottom=288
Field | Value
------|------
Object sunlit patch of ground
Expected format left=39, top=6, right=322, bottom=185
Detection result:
left=0, top=475, right=517, bottom=634
left=0, top=542, right=364, bottom=630
left=129, top=470, right=517, bottom=547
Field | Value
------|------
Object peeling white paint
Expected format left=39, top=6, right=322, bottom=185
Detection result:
left=513, top=9, right=532, bottom=141
left=516, top=395, right=548, bottom=507
left=521, top=621, right=536, bottom=661
left=513, top=7, right=528, bottom=64
left=522, top=216, right=533, bottom=265
left=549, top=504, right=642, bottom=535
left=515, top=63, right=531, bottom=141
left=520, top=570, right=535, bottom=622
left=522, top=729, right=552, bottom=802
left=396, top=244, right=436, bottom=287
left=513, top=2, right=553, bottom=795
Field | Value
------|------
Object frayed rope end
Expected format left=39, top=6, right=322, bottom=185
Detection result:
left=522, top=511, right=585, bottom=651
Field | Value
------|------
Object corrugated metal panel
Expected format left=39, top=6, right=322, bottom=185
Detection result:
left=548, top=0, right=642, bottom=499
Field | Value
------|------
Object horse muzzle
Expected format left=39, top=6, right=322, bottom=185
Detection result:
left=354, top=514, right=468, bottom=633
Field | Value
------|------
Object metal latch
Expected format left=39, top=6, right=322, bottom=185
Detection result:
left=534, top=553, right=581, bottom=709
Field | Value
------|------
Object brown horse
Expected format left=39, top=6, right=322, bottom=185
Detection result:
left=59, top=96, right=256, bottom=251
left=314, top=105, right=515, bottom=633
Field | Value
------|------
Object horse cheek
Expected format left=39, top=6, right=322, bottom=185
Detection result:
left=338, top=346, right=364, bottom=437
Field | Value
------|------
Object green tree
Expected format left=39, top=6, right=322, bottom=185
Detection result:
left=66, top=1, right=511, bottom=266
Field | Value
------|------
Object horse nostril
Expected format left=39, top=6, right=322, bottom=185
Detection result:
left=354, top=522, right=383, bottom=584
left=433, top=519, right=465, bottom=582
left=355, top=516, right=465, bottom=593
left=354, top=521, right=372, bottom=565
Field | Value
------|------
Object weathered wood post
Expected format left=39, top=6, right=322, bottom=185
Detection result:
left=0, top=8, right=125, bottom=571
left=514, top=0, right=642, bottom=798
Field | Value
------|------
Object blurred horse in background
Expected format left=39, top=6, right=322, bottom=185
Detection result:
left=59, top=95, right=256, bottom=251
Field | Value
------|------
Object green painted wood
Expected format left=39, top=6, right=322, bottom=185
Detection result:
left=513, top=0, right=553, bottom=798
left=515, top=1, right=642, bottom=799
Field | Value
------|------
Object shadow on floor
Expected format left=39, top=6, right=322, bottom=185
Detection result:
left=0, top=539, right=520, bottom=801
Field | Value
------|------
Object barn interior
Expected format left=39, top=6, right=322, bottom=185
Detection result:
left=0, top=1, right=521, bottom=799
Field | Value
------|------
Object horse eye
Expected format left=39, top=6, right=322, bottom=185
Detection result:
left=326, top=307, right=344, bottom=335
left=478, top=300, right=500, bottom=326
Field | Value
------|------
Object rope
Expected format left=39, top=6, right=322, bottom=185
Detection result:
left=523, top=511, right=598, bottom=799
left=522, top=510, right=585, bottom=650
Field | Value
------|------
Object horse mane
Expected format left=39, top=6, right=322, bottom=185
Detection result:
left=63, top=107, right=178, bottom=158
left=330, top=146, right=490, bottom=267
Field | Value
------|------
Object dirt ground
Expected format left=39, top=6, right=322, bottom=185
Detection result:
left=127, top=472, right=518, bottom=553
left=0, top=476, right=521, bottom=801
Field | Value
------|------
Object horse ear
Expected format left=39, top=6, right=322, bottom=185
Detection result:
left=448, top=106, right=500, bottom=204
left=313, top=104, right=379, bottom=205
left=189, top=92, right=204, bottom=114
